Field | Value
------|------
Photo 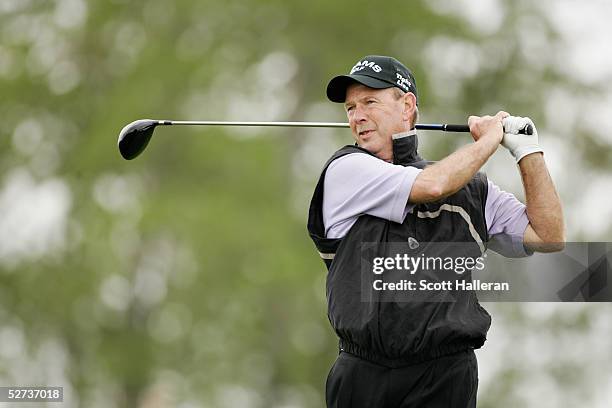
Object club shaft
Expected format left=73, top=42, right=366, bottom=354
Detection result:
left=163, top=120, right=349, bottom=128
left=159, top=120, right=471, bottom=132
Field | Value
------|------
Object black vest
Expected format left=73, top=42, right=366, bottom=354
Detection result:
left=307, top=134, right=492, bottom=366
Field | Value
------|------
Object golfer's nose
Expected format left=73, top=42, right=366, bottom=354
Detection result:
left=351, top=105, right=368, bottom=124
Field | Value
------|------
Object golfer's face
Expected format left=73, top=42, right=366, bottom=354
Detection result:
left=344, top=84, right=407, bottom=160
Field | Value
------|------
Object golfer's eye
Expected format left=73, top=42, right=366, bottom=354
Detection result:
left=346, top=106, right=355, bottom=113
left=366, top=99, right=376, bottom=105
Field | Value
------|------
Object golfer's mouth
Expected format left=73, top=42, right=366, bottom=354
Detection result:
left=359, top=129, right=375, bottom=137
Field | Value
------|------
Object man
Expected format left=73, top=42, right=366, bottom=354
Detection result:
left=307, top=56, right=564, bottom=407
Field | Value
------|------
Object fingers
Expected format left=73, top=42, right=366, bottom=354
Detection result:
left=471, top=112, right=535, bottom=139
left=503, top=116, right=528, bottom=135
left=469, top=112, right=511, bottom=131
left=496, top=111, right=510, bottom=120
left=468, top=112, right=507, bottom=144
left=468, top=115, right=483, bottom=137
left=468, top=114, right=496, bottom=130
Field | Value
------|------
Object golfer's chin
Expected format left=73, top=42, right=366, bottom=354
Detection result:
left=357, top=137, right=383, bottom=155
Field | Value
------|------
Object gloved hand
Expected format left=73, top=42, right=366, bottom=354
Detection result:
left=501, top=116, right=543, bottom=163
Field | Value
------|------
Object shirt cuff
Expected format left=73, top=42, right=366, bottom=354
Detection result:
left=390, top=167, right=422, bottom=223
left=488, top=216, right=532, bottom=258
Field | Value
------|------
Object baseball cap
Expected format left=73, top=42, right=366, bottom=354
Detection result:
left=326, top=55, right=418, bottom=103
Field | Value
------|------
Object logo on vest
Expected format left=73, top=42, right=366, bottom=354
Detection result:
left=408, top=237, right=419, bottom=250
left=350, top=60, right=382, bottom=74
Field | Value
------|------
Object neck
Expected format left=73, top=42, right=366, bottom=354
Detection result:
left=381, top=150, right=394, bottom=163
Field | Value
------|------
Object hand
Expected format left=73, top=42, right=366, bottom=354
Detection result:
left=501, top=116, right=543, bottom=162
left=468, top=111, right=508, bottom=145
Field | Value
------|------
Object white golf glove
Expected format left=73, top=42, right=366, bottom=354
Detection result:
left=501, top=116, right=543, bottom=163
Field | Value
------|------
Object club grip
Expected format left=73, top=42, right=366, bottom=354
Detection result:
left=520, top=124, right=534, bottom=135
left=443, top=124, right=470, bottom=132
left=442, top=124, right=534, bottom=135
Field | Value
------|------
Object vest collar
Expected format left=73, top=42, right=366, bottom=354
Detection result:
left=392, top=129, right=422, bottom=165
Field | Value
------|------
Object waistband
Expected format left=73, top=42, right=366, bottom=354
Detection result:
left=339, top=339, right=476, bottom=369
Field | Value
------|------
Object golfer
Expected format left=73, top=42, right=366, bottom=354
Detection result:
left=307, top=55, right=564, bottom=407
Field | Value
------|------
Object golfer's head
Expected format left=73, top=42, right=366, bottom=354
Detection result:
left=327, top=55, right=418, bottom=104
left=327, top=56, right=418, bottom=160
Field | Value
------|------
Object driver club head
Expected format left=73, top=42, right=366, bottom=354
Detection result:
left=118, top=119, right=159, bottom=160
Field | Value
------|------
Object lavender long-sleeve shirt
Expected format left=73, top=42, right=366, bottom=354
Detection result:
left=323, top=153, right=531, bottom=257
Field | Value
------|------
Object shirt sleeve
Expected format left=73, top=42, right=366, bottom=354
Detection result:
left=323, top=153, right=422, bottom=238
left=485, top=179, right=533, bottom=258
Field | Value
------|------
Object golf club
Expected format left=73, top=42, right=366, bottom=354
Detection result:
left=117, top=119, right=533, bottom=160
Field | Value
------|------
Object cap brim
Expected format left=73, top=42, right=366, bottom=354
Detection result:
left=326, top=74, right=393, bottom=103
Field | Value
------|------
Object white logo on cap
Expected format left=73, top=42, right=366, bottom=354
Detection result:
left=396, top=73, right=411, bottom=91
left=350, top=60, right=382, bottom=74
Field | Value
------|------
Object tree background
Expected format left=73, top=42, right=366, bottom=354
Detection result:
left=1, top=0, right=611, bottom=407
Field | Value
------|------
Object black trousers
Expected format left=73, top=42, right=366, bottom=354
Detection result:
left=325, top=349, right=478, bottom=408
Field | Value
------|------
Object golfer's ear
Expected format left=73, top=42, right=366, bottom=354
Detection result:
left=403, top=92, right=417, bottom=121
